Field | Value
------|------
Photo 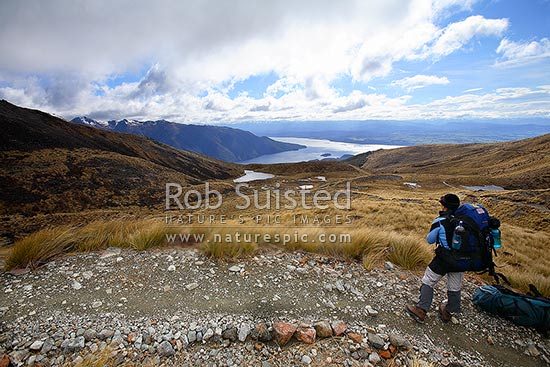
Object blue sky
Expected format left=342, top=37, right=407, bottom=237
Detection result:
left=0, top=0, right=548, bottom=123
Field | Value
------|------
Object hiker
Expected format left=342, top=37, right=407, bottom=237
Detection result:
left=406, top=193, right=463, bottom=323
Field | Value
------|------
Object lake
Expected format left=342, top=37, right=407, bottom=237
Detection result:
left=233, top=170, right=275, bottom=183
left=238, top=137, right=402, bottom=164
left=462, top=185, right=505, bottom=191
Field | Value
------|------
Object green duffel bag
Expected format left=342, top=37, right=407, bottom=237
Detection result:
left=472, top=284, right=550, bottom=336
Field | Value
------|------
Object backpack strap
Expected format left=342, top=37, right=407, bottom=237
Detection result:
left=479, top=260, right=511, bottom=285
left=491, top=270, right=511, bottom=285
left=528, top=284, right=544, bottom=298
left=439, top=214, right=455, bottom=247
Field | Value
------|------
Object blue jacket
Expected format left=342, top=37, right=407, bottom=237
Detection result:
left=426, top=210, right=455, bottom=250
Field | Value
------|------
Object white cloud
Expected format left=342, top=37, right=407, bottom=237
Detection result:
left=3, top=70, right=548, bottom=121
left=266, top=77, right=300, bottom=97
left=392, top=74, right=450, bottom=91
left=433, top=0, right=479, bottom=11
left=0, top=0, right=542, bottom=122
left=415, top=86, right=550, bottom=118
left=495, top=38, right=550, bottom=67
left=432, top=0, right=480, bottom=20
left=0, top=1, right=507, bottom=83
left=418, top=15, right=508, bottom=59
left=463, top=87, right=483, bottom=93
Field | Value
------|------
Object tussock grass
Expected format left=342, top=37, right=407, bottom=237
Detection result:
left=76, top=220, right=135, bottom=251
left=68, top=349, right=114, bottom=367
left=195, top=225, right=432, bottom=271
left=6, top=226, right=76, bottom=270
left=129, top=221, right=174, bottom=251
left=490, top=223, right=550, bottom=296
left=202, top=239, right=258, bottom=258
left=6, top=220, right=436, bottom=270
left=285, top=227, right=431, bottom=271
left=386, top=234, right=433, bottom=270
left=67, top=348, right=156, bottom=367
left=501, top=269, right=550, bottom=299
left=5, top=219, right=175, bottom=270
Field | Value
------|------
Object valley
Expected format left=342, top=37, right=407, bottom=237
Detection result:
left=2, top=2, right=549, bottom=366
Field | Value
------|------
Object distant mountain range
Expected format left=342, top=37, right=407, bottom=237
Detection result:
left=228, top=119, right=550, bottom=145
left=71, top=117, right=304, bottom=162
left=0, top=100, right=240, bottom=218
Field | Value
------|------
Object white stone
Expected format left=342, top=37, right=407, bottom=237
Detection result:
left=91, top=301, right=102, bottom=309
left=366, top=305, right=379, bottom=316
left=369, top=352, right=381, bottom=364
left=238, top=324, right=250, bottom=342
left=29, top=340, right=44, bottom=351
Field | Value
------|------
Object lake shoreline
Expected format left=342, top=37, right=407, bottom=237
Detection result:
left=238, top=137, right=402, bottom=164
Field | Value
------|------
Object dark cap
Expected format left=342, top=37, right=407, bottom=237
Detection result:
left=439, top=194, right=460, bottom=210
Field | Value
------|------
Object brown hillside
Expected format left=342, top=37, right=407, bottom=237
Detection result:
left=0, top=101, right=240, bottom=222
left=354, top=134, right=550, bottom=189
left=0, top=100, right=239, bottom=182
left=245, top=160, right=359, bottom=176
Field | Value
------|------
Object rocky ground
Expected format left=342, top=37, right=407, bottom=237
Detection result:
left=0, top=247, right=549, bottom=367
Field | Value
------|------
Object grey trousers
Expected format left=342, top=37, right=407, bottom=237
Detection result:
left=417, top=266, right=464, bottom=313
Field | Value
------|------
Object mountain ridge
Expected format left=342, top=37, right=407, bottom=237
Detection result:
left=71, top=116, right=305, bottom=162
left=347, top=134, right=550, bottom=189
left=229, top=119, right=550, bottom=145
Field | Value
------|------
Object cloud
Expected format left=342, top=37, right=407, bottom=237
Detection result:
left=128, top=64, right=172, bottom=100
left=419, top=15, right=508, bottom=59
left=392, top=74, right=450, bottom=91
left=350, top=15, right=507, bottom=82
left=250, top=103, right=271, bottom=112
left=432, top=0, right=481, bottom=19
left=495, top=38, right=550, bottom=67
left=0, top=1, right=544, bottom=122
left=333, top=97, right=369, bottom=113
left=3, top=69, right=547, bottom=121
left=265, top=77, right=299, bottom=97
left=463, top=87, right=483, bottom=93
left=0, top=1, right=507, bottom=83
left=416, top=85, right=550, bottom=118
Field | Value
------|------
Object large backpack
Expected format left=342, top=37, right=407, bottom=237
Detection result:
left=472, top=284, right=550, bottom=336
left=438, top=203, right=507, bottom=283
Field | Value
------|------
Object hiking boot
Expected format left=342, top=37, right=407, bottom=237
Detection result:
left=438, top=303, right=452, bottom=323
left=405, top=304, right=426, bottom=324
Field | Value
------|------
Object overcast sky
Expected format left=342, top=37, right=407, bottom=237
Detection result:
left=0, top=0, right=549, bottom=123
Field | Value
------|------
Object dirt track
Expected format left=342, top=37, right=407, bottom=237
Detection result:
left=1, top=247, right=549, bottom=366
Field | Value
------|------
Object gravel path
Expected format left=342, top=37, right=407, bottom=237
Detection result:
left=1, top=247, right=548, bottom=366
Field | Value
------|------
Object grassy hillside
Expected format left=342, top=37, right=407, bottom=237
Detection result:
left=0, top=101, right=240, bottom=234
left=1, top=149, right=198, bottom=214
left=348, top=134, right=550, bottom=189
left=1, top=100, right=239, bottom=182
